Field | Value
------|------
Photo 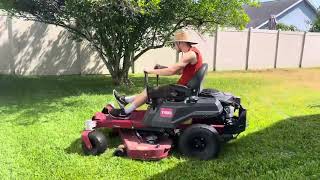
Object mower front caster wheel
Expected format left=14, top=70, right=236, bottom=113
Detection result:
left=179, top=124, right=220, bottom=160
left=113, top=145, right=127, bottom=157
left=82, top=131, right=108, bottom=156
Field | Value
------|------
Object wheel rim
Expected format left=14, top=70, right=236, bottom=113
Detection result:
left=188, top=136, right=207, bottom=152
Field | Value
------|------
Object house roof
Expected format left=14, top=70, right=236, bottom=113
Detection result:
left=244, top=0, right=318, bottom=28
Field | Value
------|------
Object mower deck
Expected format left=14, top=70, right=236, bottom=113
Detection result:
left=83, top=110, right=173, bottom=160
left=119, top=129, right=172, bottom=160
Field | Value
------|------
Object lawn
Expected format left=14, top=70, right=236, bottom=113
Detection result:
left=0, top=68, right=320, bottom=179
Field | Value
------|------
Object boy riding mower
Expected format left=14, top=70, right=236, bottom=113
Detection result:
left=81, top=63, right=247, bottom=160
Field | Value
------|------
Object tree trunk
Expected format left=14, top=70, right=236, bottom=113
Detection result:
left=95, top=46, right=132, bottom=86
left=109, top=47, right=135, bottom=86
left=97, top=41, right=137, bottom=86
left=109, top=52, right=133, bottom=86
left=111, top=69, right=131, bottom=86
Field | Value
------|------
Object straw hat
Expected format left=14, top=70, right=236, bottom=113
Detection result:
left=170, top=30, right=198, bottom=44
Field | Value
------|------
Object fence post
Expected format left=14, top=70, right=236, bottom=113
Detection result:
left=274, top=30, right=280, bottom=69
left=299, top=31, right=307, bottom=68
left=245, top=27, right=252, bottom=70
left=7, top=13, right=15, bottom=75
left=213, top=25, right=218, bottom=71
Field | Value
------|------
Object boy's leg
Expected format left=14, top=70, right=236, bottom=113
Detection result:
left=131, top=89, right=147, bottom=107
left=125, top=85, right=172, bottom=114
left=125, top=96, right=135, bottom=103
left=110, top=89, right=147, bottom=118
left=113, top=90, right=136, bottom=108
left=124, top=89, right=147, bottom=114
left=110, top=85, right=172, bottom=118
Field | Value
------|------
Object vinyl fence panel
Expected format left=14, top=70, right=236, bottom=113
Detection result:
left=0, top=15, right=12, bottom=74
left=216, top=31, right=248, bottom=70
left=80, top=42, right=109, bottom=75
left=1, top=15, right=320, bottom=76
left=134, top=47, right=176, bottom=73
left=11, top=18, right=80, bottom=75
left=248, top=29, right=277, bottom=69
left=302, top=33, right=320, bottom=68
left=277, top=31, right=304, bottom=68
left=194, top=33, right=215, bottom=71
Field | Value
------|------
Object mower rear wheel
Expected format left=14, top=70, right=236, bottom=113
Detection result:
left=82, top=130, right=108, bottom=156
left=179, top=124, right=220, bottom=160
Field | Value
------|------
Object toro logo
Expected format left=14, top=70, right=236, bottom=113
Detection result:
left=160, top=108, right=173, bottom=118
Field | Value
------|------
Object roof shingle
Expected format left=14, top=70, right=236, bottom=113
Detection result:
left=244, top=0, right=301, bottom=28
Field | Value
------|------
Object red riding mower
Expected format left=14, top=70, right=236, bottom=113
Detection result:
left=81, top=63, right=247, bottom=160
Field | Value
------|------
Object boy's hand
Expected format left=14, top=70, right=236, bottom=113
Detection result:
left=143, top=67, right=154, bottom=74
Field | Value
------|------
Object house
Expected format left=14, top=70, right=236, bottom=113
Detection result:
left=309, top=0, right=320, bottom=8
left=244, top=0, right=319, bottom=31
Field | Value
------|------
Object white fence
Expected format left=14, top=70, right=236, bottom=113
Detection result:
left=1, top=15, right=320, bottom=75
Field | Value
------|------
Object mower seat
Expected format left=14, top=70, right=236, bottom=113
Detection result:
left=168, top=63, right=208, bottom=101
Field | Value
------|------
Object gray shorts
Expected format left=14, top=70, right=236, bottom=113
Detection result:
left=148, top=85, right=177, bottom=99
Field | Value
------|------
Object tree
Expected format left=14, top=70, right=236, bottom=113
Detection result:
left=0, top=0, right=255, bottom=85
left=310, top=9, right=320, bottom=32
left=276, top=23, right=299, bottom=31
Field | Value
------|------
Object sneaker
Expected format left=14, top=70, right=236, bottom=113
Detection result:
left=113, top=90, right=128, bottom=108
left=109, top=108, right=131, bottom=119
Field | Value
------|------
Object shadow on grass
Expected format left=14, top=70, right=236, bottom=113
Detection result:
left=0, top=73, right=264, bottom=126
left=309, top=105, right=320, bottom=109
left=0, top=75, right=175, bottom=126
left=65, top=138, right=84, bottom=155
left=146, top=114, right=320, bottom=179
left=0, top=74, right=175, bottom=101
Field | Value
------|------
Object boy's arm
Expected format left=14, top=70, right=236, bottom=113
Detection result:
left=146, top=51, right=196, bottom=76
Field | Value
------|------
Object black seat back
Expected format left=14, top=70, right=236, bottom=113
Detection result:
left=186, top=63, right=208, bottom=95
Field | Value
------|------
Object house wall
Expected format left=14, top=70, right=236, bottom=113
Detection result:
left=277, top=1, right=317, bottom=31
left=259, top=0, right=320, bottom=9
left=309, top=0, right=320, bottom=8
left=260, top=1, right=317, bottom=31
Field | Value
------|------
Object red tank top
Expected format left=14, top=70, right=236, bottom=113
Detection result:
left=177, top=47, right=203, bottom=86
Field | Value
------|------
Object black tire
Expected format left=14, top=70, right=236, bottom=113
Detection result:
left=109, top=129, right=119, bottom=137
left=82, top=130, right=108, bottom=156
left=179, top=124, right=220, bottom=160
left=102, top=104, right=114, bottom=114
left=113, top=148, right=127, bottom=157
left=101, top=108, right=108, bottom=114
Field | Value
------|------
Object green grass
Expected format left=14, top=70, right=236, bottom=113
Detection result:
left=0, top=68, right=320, bottom=179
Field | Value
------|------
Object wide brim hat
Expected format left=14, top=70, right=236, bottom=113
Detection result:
left=168, top=30, right=198, bottom=44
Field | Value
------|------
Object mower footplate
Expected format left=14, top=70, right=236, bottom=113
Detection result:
left=119, top=129, right=172, bottom=160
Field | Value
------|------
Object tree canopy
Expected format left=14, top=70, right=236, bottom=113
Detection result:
left=276, top=23, right=299, bottom=31
left=0, top=0, right=256, bottom=85
left=310, top=9, right=320, bottom=32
